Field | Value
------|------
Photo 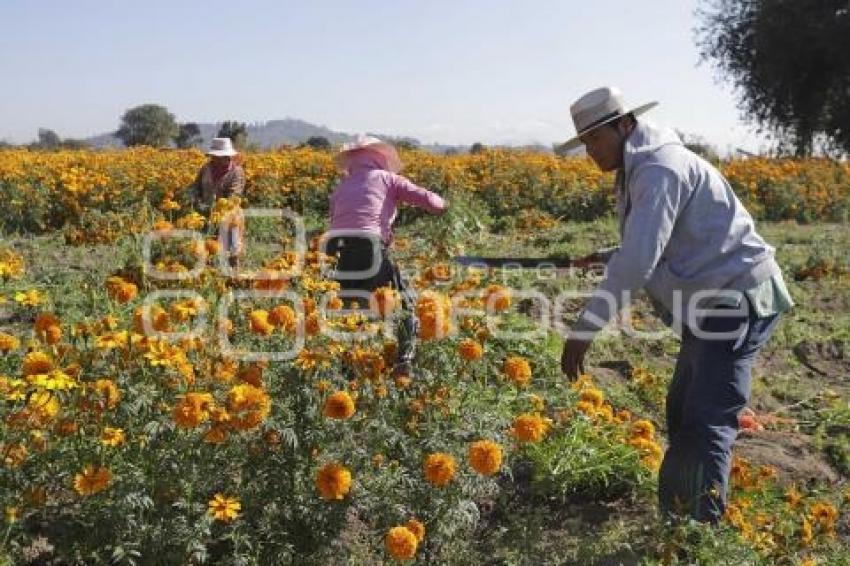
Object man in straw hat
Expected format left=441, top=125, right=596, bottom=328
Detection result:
left=559, top=87, right=793, bottom=523
left=189, top=137, right=246, bottom=269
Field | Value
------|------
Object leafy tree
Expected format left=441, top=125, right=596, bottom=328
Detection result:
left=697, top=0, right=850, bottom=156
left=115, top=104, right=178, bottom=147
left=174, top=122, right=203, bottom=148
left=37, top=128, right=61, bottom=149
left=303, top=136, right=331, bottom=150
left=470, top=142, right=486, bottom=154
left=217, top=121, right=248, bottom=149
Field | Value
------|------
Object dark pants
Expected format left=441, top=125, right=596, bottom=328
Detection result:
left=658, top=301, right=780, bottom=523
left=325, top=236, right=418, bottom=370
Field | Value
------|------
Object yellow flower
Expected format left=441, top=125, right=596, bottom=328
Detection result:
left=484, top=284, right=512, bottom=311
left=323, top=391, right=356, bottom=420
left=73, top=465, right=113, bottom=496
left=315, top=462, right=352, bottom=501
left=458, top=338, right=483, bottom=361
left=22, top=351, right=53, bottom=376
left=512, top=413, right=551, bottom=443
left=630, top=419, right=656, bottom=441
left=385, top=525, right=419, bottom=560
left=468, top=440, right=503, bottom=476
left=372, top=286, right=399, bottom=318
left=248, top=310, right=275, bottom=336
left=423, top=452, right=457, bottom=487
left=226, top=384, right=271, bottom=430
left=93, top=379, right=121, bottom=410
left=503, top=356, right=532, bottom=387
left=208, top=493, right=241, bottom=522
left=14, top=289, right=44, bottom=307
left=100, top=427, right=125, bottom=447
left=171, top=392, right=214, bottom=429
left=0, top=332, right=20, bottom=353
left=809, top=501, right=839, bottom=532
left=579, top=387, right=604, bottom=408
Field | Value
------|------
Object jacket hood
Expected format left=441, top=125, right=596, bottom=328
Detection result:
left=623, top=120, right=683, bottom=177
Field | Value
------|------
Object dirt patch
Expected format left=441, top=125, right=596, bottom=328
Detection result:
left=792, top=339, right=849, bottom=380
left=734, top=430, right=841, bottom=484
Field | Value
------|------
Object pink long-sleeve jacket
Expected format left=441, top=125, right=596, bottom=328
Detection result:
left=329, top=152, right=447, bottom=244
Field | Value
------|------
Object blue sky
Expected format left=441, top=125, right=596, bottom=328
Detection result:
left=0, top=0, right=767, bottom=151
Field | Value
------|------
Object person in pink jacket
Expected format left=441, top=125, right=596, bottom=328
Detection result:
left=326, top=135, right=448, bottom=377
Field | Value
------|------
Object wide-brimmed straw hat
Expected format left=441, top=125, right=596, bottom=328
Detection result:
left=560, top=87, right=658, bottom=152
left=206, top=137, right=238, bottom=157
left=335, top=135, right=402, bottom=173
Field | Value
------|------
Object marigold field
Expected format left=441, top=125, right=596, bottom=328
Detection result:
left=0, top=147, right=849, bottom=564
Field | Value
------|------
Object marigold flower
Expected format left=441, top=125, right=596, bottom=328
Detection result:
left=372, top=286, right=399, bottom=318
left=226, top=384, right=271, bottom=430
left=512, top=413, right=551, bottom=443
left=385, top=526, right=419, bottom=560
left=73, top=465, right=112, bottom=496
left=423, top=452, right=457, bottom=487
left=458, top=338, right=484, bottom=361
left=484, top=284, right=512, bottom=311
left=100, top=427, right=125, bottom=447
left=268, top=304, right=298, bottom=332
left=315, top=462, right=352, bottom=501
left=22, top=351, right=53, bottom=376
left=208, top=493, right=241, bottom=522
left=0, top=332, right=20, bottom=353
left=171, top=392, right=214, bottom=429
left=579, top=387, right=604, bottom=408
left=248, top=310, right=275, bottom=336
left=630, top=419, right=656, bottom=441
left=503, top=356, right=532, bottom=386
left=323, top=390, right=356, bottom=420
left=405, top=518, right=426, bottom=542
left=468, top=440, right=503, bottom=476
left=93, top=379, right=121, bottom=410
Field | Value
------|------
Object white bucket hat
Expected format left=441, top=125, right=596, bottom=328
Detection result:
left=336, top=134, right=402, bottom=173
left=206, top=137, right=238, bottom=157
left=560, top=87, right=658, bottom=152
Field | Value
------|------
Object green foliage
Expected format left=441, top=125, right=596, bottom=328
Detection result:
left=116, top=104, right=179, bottom=148
left=697, top=0, right=850, bottom=156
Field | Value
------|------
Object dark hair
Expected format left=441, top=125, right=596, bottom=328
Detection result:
left=605, top=112, right=637, bottom=132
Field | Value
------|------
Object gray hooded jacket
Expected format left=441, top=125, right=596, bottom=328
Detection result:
left=573, top=121, right=783, bottom=336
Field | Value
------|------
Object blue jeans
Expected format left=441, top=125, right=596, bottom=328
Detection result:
left=658, top=302, right=781, bottom=523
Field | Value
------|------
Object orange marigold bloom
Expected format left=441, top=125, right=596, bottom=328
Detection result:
left=458, top=338, right=483, bottom=361
left=248, top=310, right=275, bottom=336
left=0, top=332, right=20, bottom=353
left=268, top=304, right=298, bottom=332
left=512, top=413, right=551, bottom=443
left=323, top=391, right=356, bottom=420
left=73, top=465, right=112, bottom=496
left=171, top=392, right=214, bottom=429
left=372, top=286, right=399, bottom=318
left=226, top=384, right=271, bottom=430
left=93, top=379, right=121, bottom=410
left=22, top=351, right=53, bottom=376
left=503, top=356, right=532, bottom=387
left=423, top=452, right=457, bottom=487
left=385, top=526, right=419, bottom=560
left=468, top=440, right=503, bottom=476
left=579, top=387, right=604, bottom=408
left=405, top=518, right=426, bottom=542
left=484, top=284, right=512, bottom=311
left=315, top=462, right=352, bottom=501
left=630, top=419, right=656, bottom=441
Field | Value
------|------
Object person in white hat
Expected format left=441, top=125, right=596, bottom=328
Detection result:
left=326, top=135, right=448, bottom=377
left=189, top=137, right=247, bottom=269
left=559, top=87, right=793, bottom=523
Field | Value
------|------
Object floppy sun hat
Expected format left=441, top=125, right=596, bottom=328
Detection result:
left=561, top=86, right=658, bottom=152
left=336, top=134, right=403, bottom=173
left=206, top=137, right=238, bottom=157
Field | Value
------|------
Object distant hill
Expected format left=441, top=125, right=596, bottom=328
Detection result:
left=85, top=118, right=555, bottom=155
